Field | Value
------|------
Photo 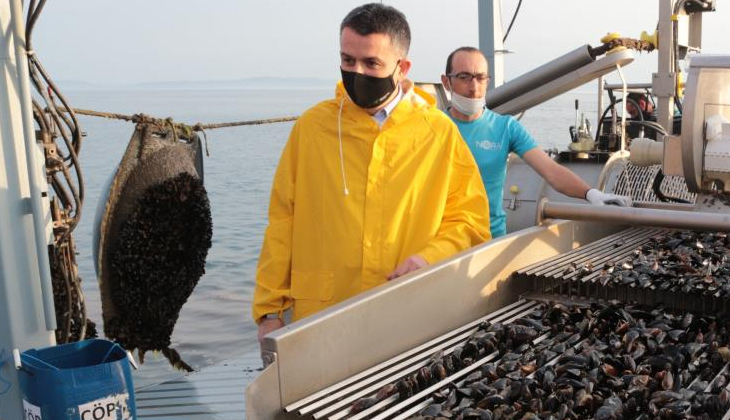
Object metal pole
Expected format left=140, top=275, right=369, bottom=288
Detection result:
left=541, top=201, right=730, bottom=232
left=10, top=0, right=56, bottom=332
left=0, top=1, right=56, bottom=418
left=597, top=76, right=604, bottom=131
left=484, top=45, right=594, bottom=110
left=654, top=0, right=676, bottom=134
left=478, top=0, right=504, bottom=89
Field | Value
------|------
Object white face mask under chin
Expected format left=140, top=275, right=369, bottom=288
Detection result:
left=450, top=91, right=485, bottom=116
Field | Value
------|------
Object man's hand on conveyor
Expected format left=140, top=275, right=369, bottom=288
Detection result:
left=258, top=317, right=285, bottom=345
left=585, top=188, right=633, bottom=207
left=387, top=255, right=428, bottom=280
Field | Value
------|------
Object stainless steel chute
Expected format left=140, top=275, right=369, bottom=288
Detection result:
left=286, top=300, right=537, bottom=420
left=247, top=221, right=621, bottom=419
left=248, top=221, right=730, bottom=420
left=272, top=227, right=730, bottom=420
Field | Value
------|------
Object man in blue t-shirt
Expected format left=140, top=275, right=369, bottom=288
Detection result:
left=441, top=47, right=631, bottom=238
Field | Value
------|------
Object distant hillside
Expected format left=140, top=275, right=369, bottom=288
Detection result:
left=58, top=77, right=334, bottom=90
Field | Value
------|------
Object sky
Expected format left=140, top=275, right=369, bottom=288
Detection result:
left=33, top=0, right=728, bottom=87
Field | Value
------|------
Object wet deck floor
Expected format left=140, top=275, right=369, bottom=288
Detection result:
left=136, top=348, right=262, bottom=420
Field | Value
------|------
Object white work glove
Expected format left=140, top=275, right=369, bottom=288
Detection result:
left=585, top=188, right=632, bottom=207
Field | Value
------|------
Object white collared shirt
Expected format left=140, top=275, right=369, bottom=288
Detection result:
left=372, top=86, right=403, bottom=127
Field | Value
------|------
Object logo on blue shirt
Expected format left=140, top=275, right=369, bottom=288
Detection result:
left=474, top=139, right=501, bottom=151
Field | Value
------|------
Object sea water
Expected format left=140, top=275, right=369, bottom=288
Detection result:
left=67, top=86, right=602, bottom=386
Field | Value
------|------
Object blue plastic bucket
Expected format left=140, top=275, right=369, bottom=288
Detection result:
left=18, top=339, right=136, bottom=420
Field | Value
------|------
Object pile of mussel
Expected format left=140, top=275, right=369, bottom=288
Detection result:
left=596, top=231, right=730, bottom=297
left=351, top=301, right=730, bottom=419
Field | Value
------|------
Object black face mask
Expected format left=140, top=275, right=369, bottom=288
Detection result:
left=340, top=62, right=400, bottom=109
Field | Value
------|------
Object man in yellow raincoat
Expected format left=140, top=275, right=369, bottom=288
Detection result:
left=253, top=3, right=491, bottom=344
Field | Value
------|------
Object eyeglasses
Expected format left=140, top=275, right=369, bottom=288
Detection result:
left=447, top=72, right=490, bottom=83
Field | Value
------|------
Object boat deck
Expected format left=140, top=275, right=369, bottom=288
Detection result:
left=136, top=349, right=261, bottom=420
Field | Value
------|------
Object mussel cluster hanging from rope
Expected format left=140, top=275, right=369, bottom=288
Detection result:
left=94, top=120, right=212, bottom=372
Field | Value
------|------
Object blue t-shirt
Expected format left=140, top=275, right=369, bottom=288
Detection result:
left=447, top=109, right=538, bottom=238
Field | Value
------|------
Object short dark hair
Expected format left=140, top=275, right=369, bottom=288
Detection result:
left=627, top=92, right=646, bottom=101
left=627, top=92, right=652, bottom=110
left=445, top=47, right=485, bottom=75
left=340, top=3, right=411, bottom=55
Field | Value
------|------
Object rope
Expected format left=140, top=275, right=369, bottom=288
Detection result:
left=195, top=117, right=298, bottom=129
left=58, top=107, right=298, bottom=158
left=589, top=38, right=656, bottom=58
left=66, top=107, right=138, bottom=122
left=66, top=107, right=298, bottom=130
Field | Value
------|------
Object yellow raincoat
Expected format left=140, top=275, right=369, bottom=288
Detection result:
left=252, top=80, right=490, bottom=322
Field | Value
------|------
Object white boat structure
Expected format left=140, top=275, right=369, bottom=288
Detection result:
left=1, top=1, right=729, bottom=420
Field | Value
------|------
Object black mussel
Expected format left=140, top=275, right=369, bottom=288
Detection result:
left=506, top=380, right=522, bottom=400
left=650, top=390, right=682, bottom=405
left=458, top=397, right=474, bottom=410
left=622, top=354, right=637, bottom=373
left=558, top=354, right=587, bottom=366
left=444, top=389, right=458, bottom=409
left=431, top=362, right=448, bottom=381
left=457, top=387, right=474, bottom=398
left=501, top=352, right=522, bottom=362
left=595, top=396, right=623, bottom=420
left=648, top=354, right=673, bottom=370
left=690, top=380, right=709, bottom=393
left=718, top=346, right=730, bottom=362
left=663, top=344, right=686, bottom=367
left=661, top=370, right=674, bottom=390
left=711, top=374, right=729, bottom=393
left=464, top=370, right=483, bottom=384
left=505, top=370, right=523, bottom=381
left=469, top=381, right=489, bottom=400
left=555, top=385, right=574, bottom=401
left=453, top=346, right=463, bottom=360
left=543, top=393, right=560, bottom=411
left=491, top=378, right=510, bottom=391
left=506, top=325, right=539, bottom=346
left=667, top=329, right=685, bottom=342
left=476, top=394, right=505, bottom=410
left=350, top=396, right=378, bottom=414
left=482, top=363, right=499, bottom=381
left=416, top=367, right=432, bottom=390
left=513, top=317, right=547, bottom=332
left=657, top=399, right=690, bottom=418
left=574, top=388, right=594, bottom=410
left=520, top=361, right=537, bottom=375
left=431, top=389, right=449, bottom=404
left=443, top=355, right=456, bottom=373
left=376, top=383, right=397, bottom=400
left=551, top=342, right=567, bottom=353
left=420, top=403, right=442, bottom=417
left=540, top=367, right=556, bottom=391
left=684, top=342, right=706, bottom=360
left=555, top=403, right=569, bottom=420
left=499, top=360, right=518, bottom=373
left=462, top=341, right=480, bottom=360
left=465, top=408, right=493, bottom=420
left=397, top=378, right=414, bottom=399
left=409, top=373, right=421, bottom=392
